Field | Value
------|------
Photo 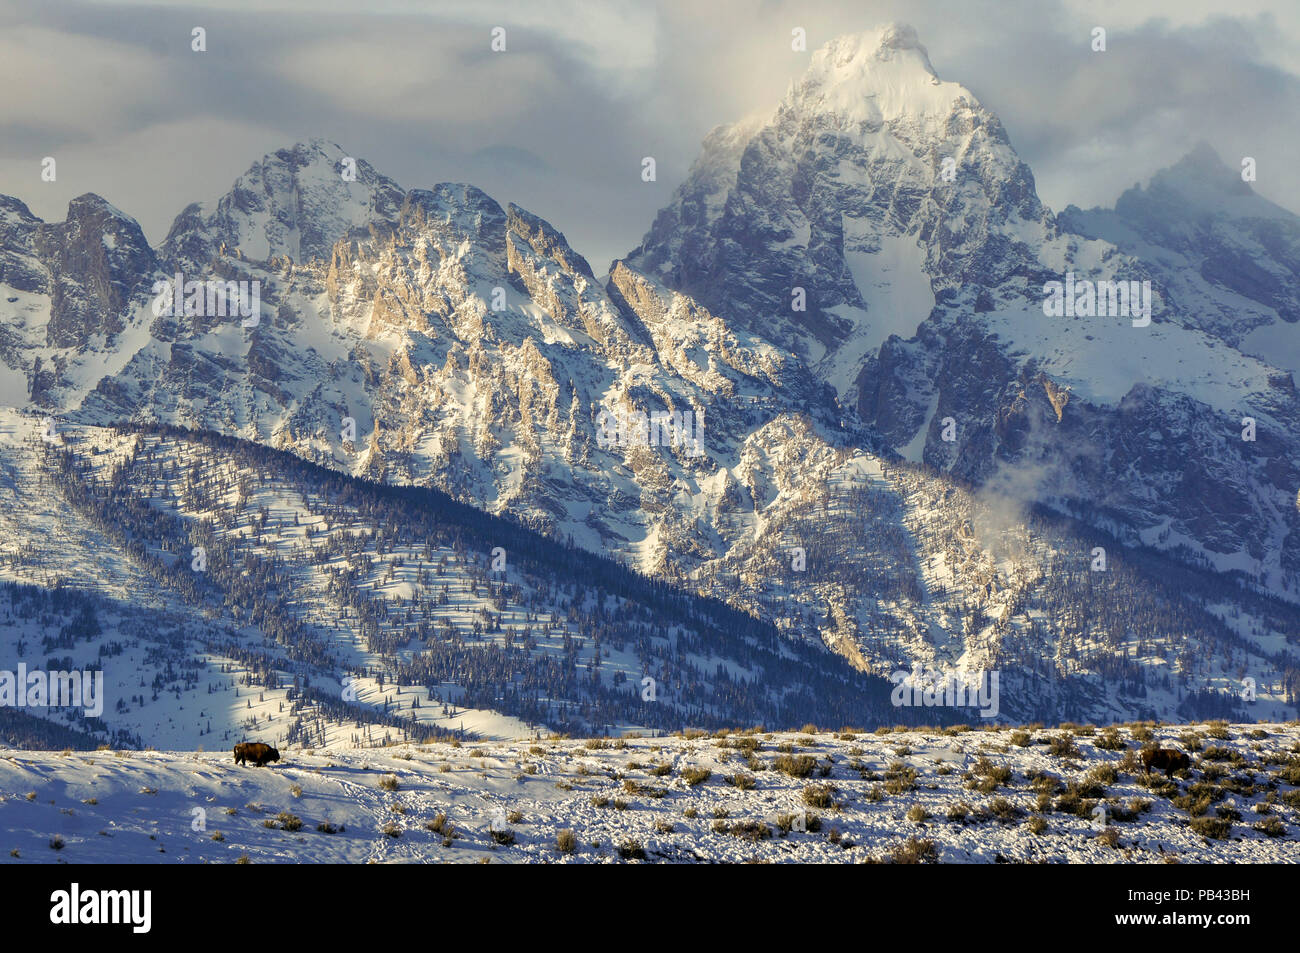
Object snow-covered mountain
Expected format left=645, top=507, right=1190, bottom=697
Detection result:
left=1, top=410, right=905, bottom=747
left=628, top=24, right=1300, bottom=611
left=1059, top=141, right=1300, bottom=376
left=162, top=140, right=406, bottom=270
left=0, top=193, right=160, bottom=408
left=628, top=24, right=1050, bottom=391
left=2, top=28, right=1299, bottom=740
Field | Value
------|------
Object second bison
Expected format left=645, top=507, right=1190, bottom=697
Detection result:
left=233, top=742, right=280, bottom=767
left=1141, top=746, right=1191, bottom=777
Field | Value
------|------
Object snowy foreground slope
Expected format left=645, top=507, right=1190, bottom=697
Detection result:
left=4, top=722, right=1299, bottom=863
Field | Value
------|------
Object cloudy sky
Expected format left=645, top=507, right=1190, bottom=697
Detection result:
left=2, top=0, right=1297, bottom=271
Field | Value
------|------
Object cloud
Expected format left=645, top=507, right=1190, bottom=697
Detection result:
left=0, top=118, right=294, bottom=243
left=0, top=0, right=1296, bottom=269
left=274, top=33, right=562, bottom=124
left=935, top=9, right=1300, bottom=214
left=0, top=26, right=169, bottom=141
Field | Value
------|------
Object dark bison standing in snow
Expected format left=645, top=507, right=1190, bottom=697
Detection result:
left=1141, top=747, right=1191, bottom=777
left=234, top=742, right=280, bottom=767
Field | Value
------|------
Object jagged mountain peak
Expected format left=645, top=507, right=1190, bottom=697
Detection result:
left=506, top=202, right=596, bottom=282
left=161, top=139, right=405, bottom=269
left=628, top=24, right=1045, bottom=383
left=273, top=137, right=351, bottom=165
left=1066, top=141, right=1297, bottom=230
left=0, top=195, right=46, bottom=295
left=228, top=139, right=374, bottom=194
left=1146, top=140, right=1255, bottom=202
left=401, top=183, right=508, bottom=237
left=63, top=191, right=139, bottom=224
left=28, top=193, right=158, bottom=352
left=792, top=23, right=959, bottom=123
left=1069, top=140, right=1296, bottom=235
left=0, top=194, right=39, bottom=223
left=1059, top=141, right=1300, bottom=334
left=814, top=23, right=934, bottom=74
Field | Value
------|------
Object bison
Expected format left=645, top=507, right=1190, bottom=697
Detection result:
left=233, top=742, right=280, bottom=767
left=1141, top=747, right=1191, bottom=778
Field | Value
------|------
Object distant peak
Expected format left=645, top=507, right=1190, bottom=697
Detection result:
left=1179, top=140, right=1228, bottom=173
left=1149, top=140, right=1251, bottom=198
